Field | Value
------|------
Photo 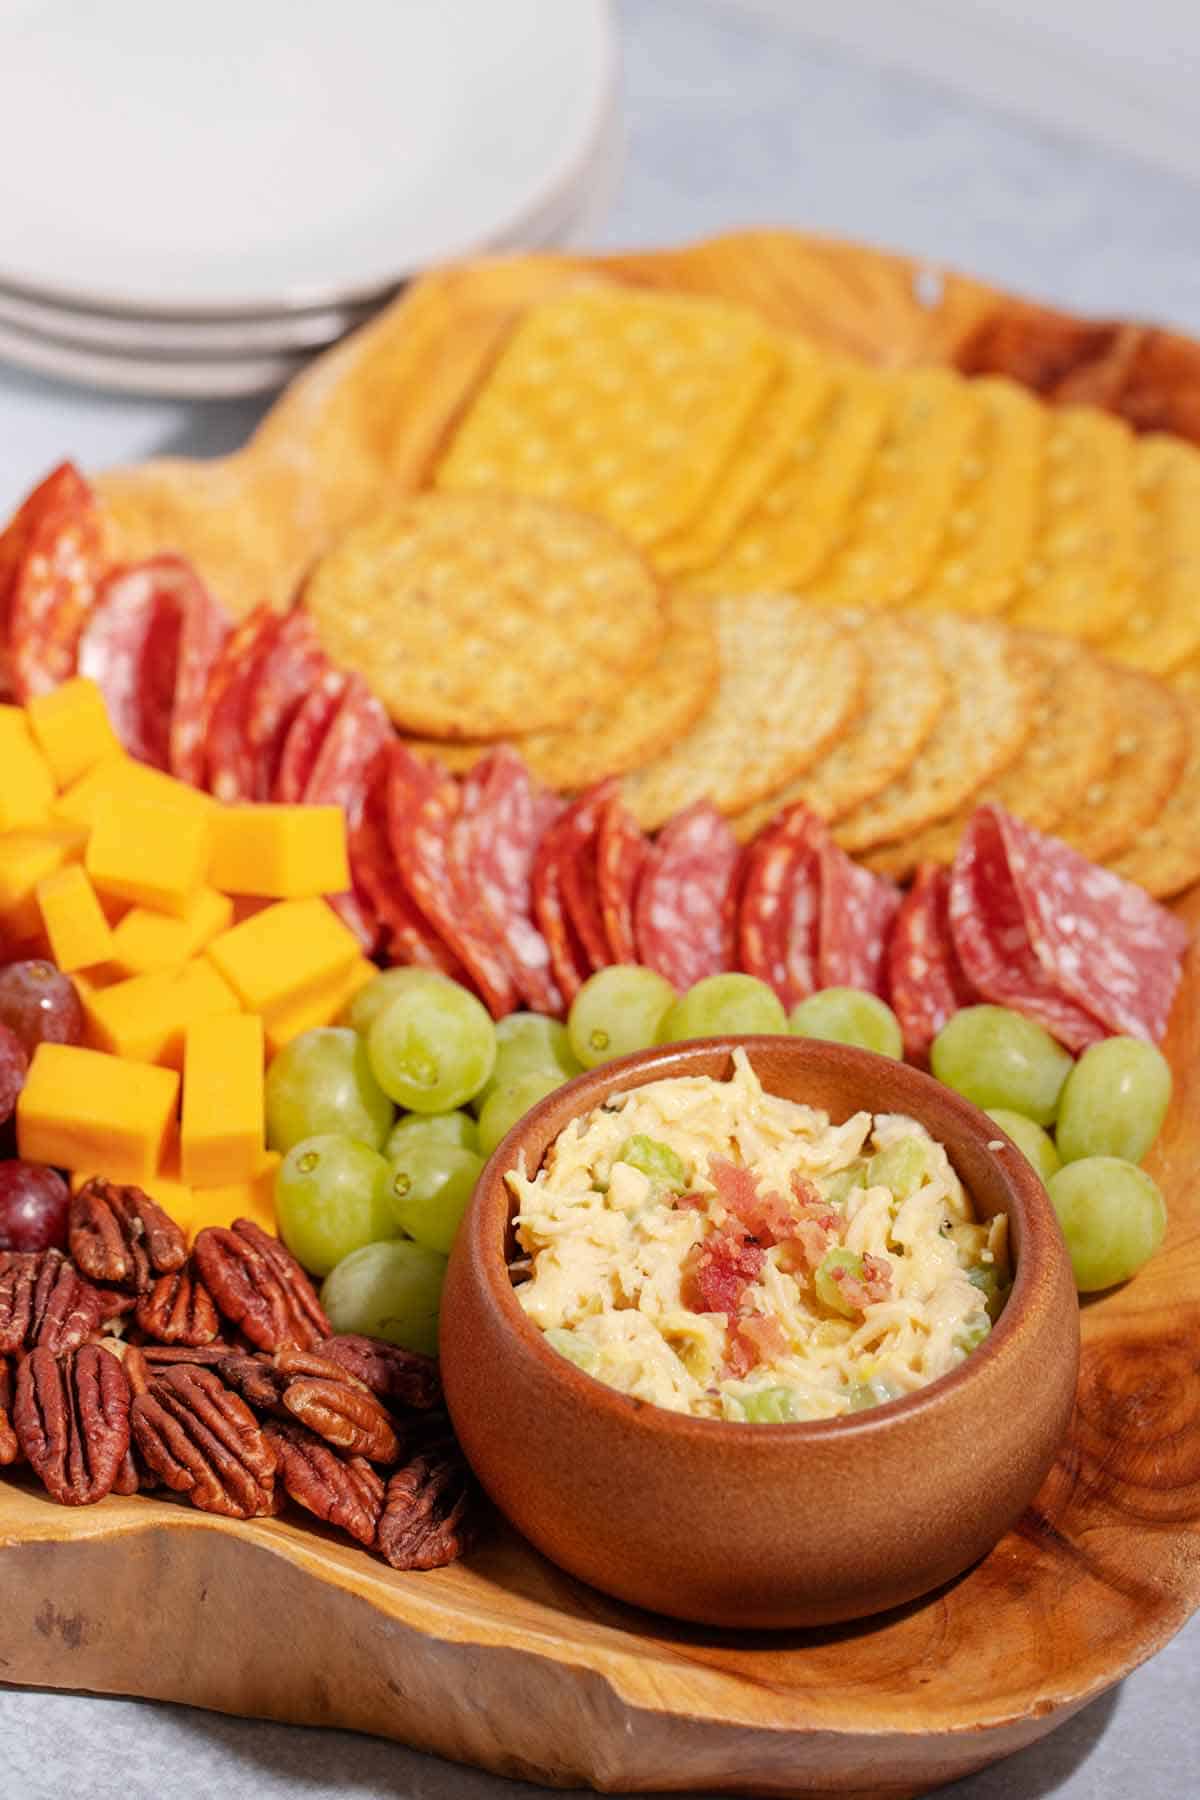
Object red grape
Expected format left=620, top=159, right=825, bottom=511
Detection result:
left=0, top=1161, right=70, bottom=1253
left=0, top=1024, right=27, bottom=1126
left=0, top=960, right=84, bottom=1057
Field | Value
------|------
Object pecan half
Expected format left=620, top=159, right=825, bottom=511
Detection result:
left=112, top=1446, right=140, bottom=1495
left=131, top=1363, right=276, bottom=1518
left=139, top=1341, right=238, bottom=1368
left=323, top=1333, right=442, bottom=1412
left=13, top=1344, right=131, bottom=1505
left=377, top=1439, right=477, bottom=1570
left=0, top=1356, right=17, bottom=1465
left=217, top=1351, right=288, bottom=1412
left=219, top=1348, right=400, bottom=1464
left=101, top=1338, right=150, bottom=1396
left=69, top=1179, right=187, bottom=1292
left=0, top=1249, right=106, bottom=1354
left=135, top=1267, right=221, bottom=1346
left=194, top=1219, right=330, bottom=1352
left=264, top=1420, right=384, bottom=1547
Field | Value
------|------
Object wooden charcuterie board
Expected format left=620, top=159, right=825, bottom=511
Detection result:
left=3, top=232, right=1200, bottom=1797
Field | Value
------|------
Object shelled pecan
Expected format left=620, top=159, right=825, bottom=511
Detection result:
left=194, top=1218, right=330, bottom=1352
left=323, top=1333, right=442, bottom=1412
left=135, top=1266, right=221, bottom=1346
left=139, top=1341, right=238, bottom=1367
left=131, top=1362, right=276, bottom=1519
left=69, top=1179, right=187, bottom=1292
left=377, top=1438, right=478, bottom=1571
left=0, top=1249, right=107, bottom=1354
left=0, top=1356, right=17, bottom=1465
left=13, top=1344, right=131, bottom=1505
left=264, top=1419, right=385, bottom=1547
left=219, top=1348, right=400, bottom=1464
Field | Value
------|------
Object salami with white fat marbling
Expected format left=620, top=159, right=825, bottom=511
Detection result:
left=634, top=802, right=740, bottom=993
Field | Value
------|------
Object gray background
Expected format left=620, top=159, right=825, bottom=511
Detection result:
left=1, top=1, right=1197, bottom=1791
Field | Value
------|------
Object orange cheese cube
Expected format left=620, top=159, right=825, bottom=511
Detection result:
left=82, top=959, right=240, bottom=1070
left=209, top=804, right=351, bottom=899
left=26, top=677, right=123, bottom=790
left=69, top=1165, right=195, bottom=1231
left=110, top=886, right=234, bottom=977
left=0, top=823, right=86, bottom=939
left=187, top=1153, right=280, bottom=1240
left=85, top=791, right=213, bottom=917
left=206, top=897, right=360, bottom=1014
left=263, top=956, right=376, bottom=1055
left=36, top=863, right=114, bottom=972
left=0, top=713, right=55, bottom=832
left=181, top=1013, right=265, bottom=1187
left=18, top=1043, right=179, bottom=1183
left=55, top=755, right=215, bottom=830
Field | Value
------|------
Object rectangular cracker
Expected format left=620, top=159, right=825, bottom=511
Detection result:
left=1102, top=434, right=1200, bottom=674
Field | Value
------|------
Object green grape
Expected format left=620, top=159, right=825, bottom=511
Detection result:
left=815, top=1247, right=866, bottom=1317
left=568, top=965, right=677, bottom=1069
left=275, top=1134, right=396, bottom=1277
left=477, top=1069, right=563, bottom=1159
left=985, top=1108, right=1061, bottom=1185
left=265, top=1027, right=395, bottom=1155
left=1047, top=1157, right=1167, bottom=1292
left=543, top=1327, right=597, bottom=1371
left=367, top=979, right=496, bottom=1112
left=867, top=1136, right=935, bottom=1200
left=930, top=1005, right=1073, bottom=1125
left=476, top=1011, right=581, bottom=1109
left=615, top=1134, right=690, bottom=1190
left=789, top=988, right=903, bottom=1059
left=739, top=1386, right=798, bottom=1423
left=387, top=1142, right=484, bottom=1256
left=659, top=973, right=787, bottom=1043
left=345, top=965, right=454, bottom=1036
left=1054, top=1037, right=1173, bottom=1165
left=385, top=1109, right=479, bottom=1158
left=320, top=1238, right=447, bottom=1355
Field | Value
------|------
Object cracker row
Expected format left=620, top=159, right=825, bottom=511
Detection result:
left=1102, top=433, right=1200, bottom=675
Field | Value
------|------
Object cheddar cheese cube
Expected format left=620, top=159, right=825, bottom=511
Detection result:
left=83, top=959, right=240, bottom=1070
left=181, top=1012, right=265, bottom=1187
left=206, top=897, right=361, bottom=1014
left=209, top=804, right=351, bottom=899
left=18, top=1043, right=179, bottom=1183
left=55, top=755, right=215, bottom=830
left=86, top=791, right=213, bottom=917
left=0, top=720, right=55, bottom=832
left=36, top=863, right=114, bottom=972
left=264, top=956, right=376, bottom=1055
left=0, top=824, right=86, bottom=940
left=110, top=886, right=234, bottom=977
left=26, top=677, right=123, bottom=790
left=187, top=1153, right=280, bottom=1240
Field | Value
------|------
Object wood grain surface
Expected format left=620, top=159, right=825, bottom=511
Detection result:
left=3, top=233, right=1199, bottom=1796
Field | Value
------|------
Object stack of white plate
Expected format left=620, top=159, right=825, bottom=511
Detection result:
left=0, top=0, right=618, bottom=398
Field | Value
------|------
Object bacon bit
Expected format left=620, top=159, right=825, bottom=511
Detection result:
left=777, top=1216, right=838, bottom=1274
left=831, top=1253, right=895, bottom=1311
left=708, top=1156, right=794, bottom=1246
left=682, top=1231, right=765, bottom=1321
left=673, top=1191, right=708, bottom=1213
left=789, top=1170, right=824, bottom=1210
left=737, top=1314, right=789, bottom=1363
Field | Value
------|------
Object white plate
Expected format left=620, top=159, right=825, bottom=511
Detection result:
left=0, top=314, right=311, bottom=398
left=0, top=0, right=616, bottom=316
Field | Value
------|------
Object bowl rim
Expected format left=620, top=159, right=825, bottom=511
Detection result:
left=457, top=1034, right=1071, bottom=1445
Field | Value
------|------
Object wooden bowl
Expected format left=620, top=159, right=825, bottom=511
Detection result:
left=441, top=1036, right=1080, bottom=1630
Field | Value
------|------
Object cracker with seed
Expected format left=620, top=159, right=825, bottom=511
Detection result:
left=403, top=592, right=719, bottom=789
left=832, top=616, right=1036, bottom=854
left=732, top=615, right=946, bottom=839
left=908, top=377, right=1044, bottom=618
left=433, top=290, right=779, bottom=548
left=1006, top=405, right=1139, bottom=641
left=622, top=597, right=866, bottom=830
left=302, top=493, right=663, bottom=740
left=684, top=362, right=892, bottom=596
left=863, top=634, right=1121, bottom=877
left=1102, top=434, right=1200, bottom=675
left=1052, top=664, right=1190, bottom=864
left=1109, top=698, right=1200, bottom=897
left=796, top=369, right=980, bottom=611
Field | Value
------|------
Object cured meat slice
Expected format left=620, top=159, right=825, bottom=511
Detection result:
left=595, top=791, right=647, bottom=966
left=78, top=558, right=197, bottom=768
left=351, top=753, right=465, bottom=978
left=634, top=802, right=739, bottom=993
left=738, top=806, right=824, bottom=1006
left=246, top=610, right=329, bottom=794
left=303, top=677, right=394, bottom=959
left=8, top=465, right=103, bottom=699
left=386, top=743, right=516, bottom=1017
left=203, top=607, right=281, bottom=803
left=981, top=805, right=1189, bottom=1044
left=888, top=865, right=979, bottom=1061
left=168, top=571, right=231, bottom=788
left=532, top=813, right=592, bottom=1010
left=557, top=783, right=617, bottom=975
left=275, top=668, right=348, bottom=804
left=0, top=464, right=90, bottom=693
left=949, top=807, right=1109, bottom=1051
left=454, top=747, right=563, bottom=1014
left=816, top=842, right=901, bottom=997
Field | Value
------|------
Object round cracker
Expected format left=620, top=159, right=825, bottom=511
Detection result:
left=1108, top=698, right=1200, bottom=897
left=1053, top=664, right=1190, bottom=865
left=832, top=615, right=1035, bottom=855
left=622, top=596, right=866, bottom=830
left=302, top=493, right=664, bottom=740
left=732, top=615, right=946, bottom=840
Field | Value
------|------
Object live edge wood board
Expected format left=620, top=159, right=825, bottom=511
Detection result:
left=3, top=234, right=1200, bottom=1799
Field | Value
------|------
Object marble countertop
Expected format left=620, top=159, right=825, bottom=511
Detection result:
left=2, top=1, right=1198, bottom=1793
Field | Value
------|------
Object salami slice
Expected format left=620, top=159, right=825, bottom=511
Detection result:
left=949, top=807, right=1109, bottom=1051
left=634, top=802, right=740, bottom=993
left=454, top=746, right=564, bottom=1014
left=8, top=467, right=103, bottom=699
left=595, top=792, right=647, bottom=966
left=0, top=464, right=90, bottom=690
left=816, top=843, right=901, bottom=997
left=386, top=743, right=516, bottom=1017
left=304, top=676, right=391, bottom=821
left=888, top=865, right=979, bottom=1061
left=275, top=668, right=348, bottom=803
left=532, top=813, right=592, bottom=1010
left=352, top=751, right=466, bottom=978
left=982, top=805, right=1189, bottom=1044
left=738, top=806, right=824, bottom=1005
left=246, top=609, right=329, bottom=794
left=203, top=607, right=281, bottom=802
left=168, top=571, right=231, bottom=788
left=78, top=558, right=200, bottom=767
left=558, top=783, right=617, bottom=975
